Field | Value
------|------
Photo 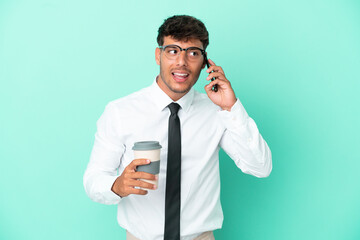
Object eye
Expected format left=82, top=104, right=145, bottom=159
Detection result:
left=166, top=47, right=179, bottom=55
left=189, top=51, right=198, bottom=56
left=188, top=49, right=201, bottom=57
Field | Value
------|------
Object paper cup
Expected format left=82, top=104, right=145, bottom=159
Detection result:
left=132, top=141, right=162, bottom=189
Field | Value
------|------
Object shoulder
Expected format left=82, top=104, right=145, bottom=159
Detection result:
left=106, top=86, right=151, bottom=112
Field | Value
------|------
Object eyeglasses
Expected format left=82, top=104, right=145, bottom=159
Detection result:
left=159, top=44, right=205, bottom=61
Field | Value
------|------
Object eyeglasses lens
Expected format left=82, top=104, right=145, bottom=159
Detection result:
left=163, top=46, right=203, bottom=61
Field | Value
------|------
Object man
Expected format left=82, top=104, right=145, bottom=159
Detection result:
left=84, top=15, right=272, bottom=240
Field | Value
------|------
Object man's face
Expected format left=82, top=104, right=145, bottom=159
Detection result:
left=155, top=36, right=206, bottom=101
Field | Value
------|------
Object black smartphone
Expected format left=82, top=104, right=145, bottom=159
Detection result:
left=204, top=55, right=218, bottom=92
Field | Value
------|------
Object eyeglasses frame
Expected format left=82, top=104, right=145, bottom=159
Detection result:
left=158, top=44, right=206, bottom=61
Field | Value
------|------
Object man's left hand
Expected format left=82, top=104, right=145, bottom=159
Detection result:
left=204, top=59, right=237, bottom=111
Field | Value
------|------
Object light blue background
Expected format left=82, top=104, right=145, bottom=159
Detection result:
left=1, top=0, right=360, bottom=239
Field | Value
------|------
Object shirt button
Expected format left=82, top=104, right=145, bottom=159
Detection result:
left=248, top=138, right=252, bottom=142
left=232, top=117, right=237, bottom=121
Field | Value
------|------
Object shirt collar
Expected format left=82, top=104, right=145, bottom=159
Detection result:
left=150, top=76, right=195, bottom=113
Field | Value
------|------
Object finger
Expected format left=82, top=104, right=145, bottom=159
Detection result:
left=205, top=79, right=229, bottom=91
left=130, top=171, right=157, bottom=180
left=206, top=72, right=227, bottom=81
left=126, top=187, right=148, bottom=195
left=128, top=179, right=156, bottom=190
left=206, top=65, right=225, bottom=75
left=126, top=158, right=150, bottom=171
left=206, top=59, right=225, bottom=73
left=208, top=59, right=216, bottom=66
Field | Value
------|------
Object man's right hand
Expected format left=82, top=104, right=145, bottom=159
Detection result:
left=111, top=158, right=157, bottom=197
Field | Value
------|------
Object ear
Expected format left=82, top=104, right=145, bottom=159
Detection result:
left=155, top=47, right=161, bottom=65
left=201, top=61, right=206, bottom=69
left=201, top=52, right=207, bottom=69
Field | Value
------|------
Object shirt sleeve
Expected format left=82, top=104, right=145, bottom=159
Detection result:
left=218, top=99, right=272, bottom=178
left=83, top=102, right=125, bottom=204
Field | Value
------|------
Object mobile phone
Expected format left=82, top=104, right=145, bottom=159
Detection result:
left=204, top=56, right=218, bottom=92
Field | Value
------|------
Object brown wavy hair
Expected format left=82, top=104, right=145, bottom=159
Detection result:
left=157, top=15, right=209, bottom=50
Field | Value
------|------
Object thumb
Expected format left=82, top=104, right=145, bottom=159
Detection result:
left=204, top=83, right=215, bottom=95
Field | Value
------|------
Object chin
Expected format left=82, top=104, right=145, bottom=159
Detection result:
left=170, top=85, right=191, bottom=94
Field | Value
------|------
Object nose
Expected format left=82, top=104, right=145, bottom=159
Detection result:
left=175, top=50, right=188, bottom=66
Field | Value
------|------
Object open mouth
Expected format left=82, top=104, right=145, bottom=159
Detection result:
left=172, top=72, right=190, bottom=82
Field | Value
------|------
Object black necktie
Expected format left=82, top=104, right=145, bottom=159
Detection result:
left=164, top=102, right=181, bottom=240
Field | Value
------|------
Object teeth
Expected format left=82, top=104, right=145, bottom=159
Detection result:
left=173, top=73, right=188, bottom=76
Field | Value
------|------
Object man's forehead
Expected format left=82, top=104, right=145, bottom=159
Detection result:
left=163, top=36, right=203, bottom=48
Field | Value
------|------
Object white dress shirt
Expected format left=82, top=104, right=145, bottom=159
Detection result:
left=83, top=78, right=272, bottom=240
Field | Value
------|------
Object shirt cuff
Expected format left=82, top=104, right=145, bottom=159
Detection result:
left=99, top=175, right=122, bottom=204
left=217, top=98, right=249, bottom=130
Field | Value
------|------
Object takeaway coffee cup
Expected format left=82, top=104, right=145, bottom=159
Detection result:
left=132, top=141, right=162, bottom=189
